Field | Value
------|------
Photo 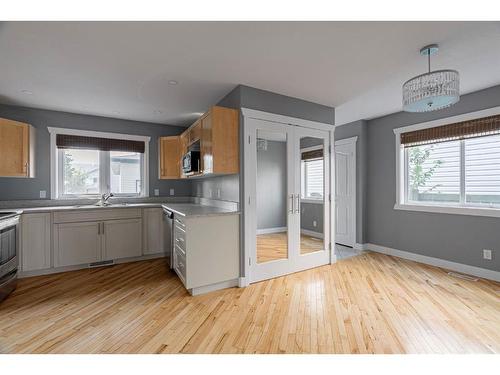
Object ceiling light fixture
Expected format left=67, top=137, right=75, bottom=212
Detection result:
left=402, top=44, right=460, bottom=112
left=168, top=80, right=178, bottom=85
left=20, top=89, right=33, bottom=95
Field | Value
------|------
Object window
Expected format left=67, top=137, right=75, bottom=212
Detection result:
left=301, top=148, right=324, bottom=201
left=49, top=128, right=150, bottom=199
left=395, top=107, right=500, bottom=216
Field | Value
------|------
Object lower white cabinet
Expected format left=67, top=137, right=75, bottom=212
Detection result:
left=142, top=208, right=165, bottom=255
left=53, top=212, right=143, bottom=268
left=103, top=218, right=142, bottom=260
left=172, top=214, right=239, bottom=292
left=54, top=221, right=101, bottom=267
left=21, top=213, right=51, bottom=271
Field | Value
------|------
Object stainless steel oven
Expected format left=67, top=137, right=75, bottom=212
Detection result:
left=0, top=212, right=21, bottom=303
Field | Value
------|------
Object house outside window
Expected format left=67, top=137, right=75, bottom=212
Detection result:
left=49, top=127, right=150, bottom=199
left=394, top=107, right=500, bottom=217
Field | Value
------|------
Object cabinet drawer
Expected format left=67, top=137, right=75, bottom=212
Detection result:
left=174, top=216, right=186, bottom=229
left=174, top=227, right=186, bottom=250
left=54, top=208, right=141, bottom=224
left=173, top=247, right=186, bottom=283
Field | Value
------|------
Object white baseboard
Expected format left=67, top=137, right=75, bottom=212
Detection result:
left=365, top=243, right=500, bottom=282
left=300, top=229, right=324, bottom=239
left=238, top=276, right=249, bottom=287
left=190, top=278, right=239, bottom=296
left=354, top=243, right=368, bottom=251
left=257, top=227, right=287, bottom=235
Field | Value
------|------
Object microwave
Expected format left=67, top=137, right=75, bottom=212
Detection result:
left=182, top=150, right=201, bottom=174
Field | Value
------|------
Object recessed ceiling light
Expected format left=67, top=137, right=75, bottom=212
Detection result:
left=20, top=90, right=33, bottom=95
left=113, top=110, right=121, bottom=114
left=154, top=110, right=163, bottom=114
left=168, top=80, right=178, bottom=85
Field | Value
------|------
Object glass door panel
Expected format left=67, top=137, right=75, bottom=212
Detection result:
left=299, top=136, right=327, bottom=255
left=256, top=129, right=290, bottom=264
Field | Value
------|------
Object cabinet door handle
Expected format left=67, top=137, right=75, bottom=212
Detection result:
left=295, top=194, right=300, bottom=214
left=289, top=194, right=294, bottom=214
left=101, top=222, right=105, bottom=235
left=98, top=223, right=100, bottom=235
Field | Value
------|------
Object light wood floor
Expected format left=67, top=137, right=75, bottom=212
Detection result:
left=0, top=253, right=499, bottom=354
left=257, top=233, right=324, bottom=263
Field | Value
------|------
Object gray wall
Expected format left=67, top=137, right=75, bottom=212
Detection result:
left=301, top=202, right=324, bottom=233
left=256, top=140, right=287, bottom=230
left=191, top=174, right=239, bottom=203
left=366, top=85, right=500, bottom=272
left=0, top=103, right=191, bottom=200
left=334, top=120, right=368, bottom=244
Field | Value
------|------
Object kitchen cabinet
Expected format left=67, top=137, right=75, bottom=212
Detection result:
left=200, top=106, right=239, bottom=175
left=142, top=208, right=165, bottom=255
left=159, top=136, right=181, bottom=179
left=53, top=208, right=143, bottom=267
left=102, top=218, right=142, bottom=260
left=0, top=117, right=35, bottom=177
left=158, top=106, right=239, bottom=179
left=54, top=221, right=101, bottom=267
left=172, top=214, right=239, bottom=293
left=21, top=213, right=51, bottom=271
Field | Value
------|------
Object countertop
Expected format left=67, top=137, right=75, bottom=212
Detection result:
left=0, top=202, right=239, bottom=218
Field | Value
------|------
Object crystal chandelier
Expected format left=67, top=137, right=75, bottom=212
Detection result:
left=402, top=44, right=460, bottom=112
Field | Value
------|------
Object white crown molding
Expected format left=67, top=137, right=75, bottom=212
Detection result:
left=334, top=136, right=358, bottom=146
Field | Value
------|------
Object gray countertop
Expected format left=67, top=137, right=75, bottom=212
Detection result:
left=0, top=202, right=239, bottom=218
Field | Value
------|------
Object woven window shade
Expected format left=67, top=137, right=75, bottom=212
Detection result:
left=56, top=134, right=145, bottom=153
left=302, top=149, right=323, bottom=160
left=400, top=114, right=500, bottom=147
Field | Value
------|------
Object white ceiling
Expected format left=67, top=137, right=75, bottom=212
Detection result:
left=0, top=21, right=499, bottom=127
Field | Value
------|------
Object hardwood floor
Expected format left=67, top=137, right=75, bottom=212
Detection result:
left=0, top=252, right=499, bottom=354
left=257, top=232, right=324, bottom=263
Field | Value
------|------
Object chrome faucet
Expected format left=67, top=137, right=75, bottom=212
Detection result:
left=96, top=193, right=114, bottom=206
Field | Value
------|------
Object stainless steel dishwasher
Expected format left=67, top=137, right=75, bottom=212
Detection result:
left=163, top=208, right=174, bottom=269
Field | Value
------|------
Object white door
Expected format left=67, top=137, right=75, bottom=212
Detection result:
left=334, top=139, right=356, bottom=247
left=246, top=117, right=331, bottom=283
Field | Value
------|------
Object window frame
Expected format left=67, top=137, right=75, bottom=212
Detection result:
left=48, top=127, right=150, bottom=199
left=394, top=106, right=500, bottom=218
left=300, top=145, right=324, bottom=204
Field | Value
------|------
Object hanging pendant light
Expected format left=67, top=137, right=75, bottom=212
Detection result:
left=402, top=44, right=460, bottom=112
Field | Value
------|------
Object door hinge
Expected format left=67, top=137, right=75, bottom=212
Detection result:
left=329, top=145, right=332, bottom=154
left=248, top=135, right=251, bottom=144
left=249, top=257, right=251, bottom=266
left=329, top=193, right=331, bottom=202
left=329, top=242, right=332, bottom=251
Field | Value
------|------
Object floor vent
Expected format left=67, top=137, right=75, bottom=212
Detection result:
left=447, top=271, right=478, bottom=282
left=89, top=260, right=115, bottom=268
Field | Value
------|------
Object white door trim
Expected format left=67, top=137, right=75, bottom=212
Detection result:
left=242, top=110, right=335, bottom=284
left=241, top=107, right=334, bottom=132
left=334, top=136, right=357, bottom=247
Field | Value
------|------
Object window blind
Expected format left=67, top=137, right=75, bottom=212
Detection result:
left=56, top=134, right=145, bottom=153
left=302, top=148, right=323, bottom=160
left=400, top=114, right=500, bottom=148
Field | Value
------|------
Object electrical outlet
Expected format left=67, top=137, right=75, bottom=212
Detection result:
left=169, top=188, right=174, bottom=196
left=154, top=189, right=159, bottom=196
left=483, top=249, right=492, bottom=260
left=39, top=190, right=46, bottom=199
left=313, top=220, right=317, bottom=228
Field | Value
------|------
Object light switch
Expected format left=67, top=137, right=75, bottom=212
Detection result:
left=154, top=189, right=159, bottom=196
left=39, top=190, right=46, bottom=199
left=169, top=188, right=174, bottom=196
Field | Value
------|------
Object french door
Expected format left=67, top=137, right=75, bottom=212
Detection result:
left=246, top=118, right=331, bottom=283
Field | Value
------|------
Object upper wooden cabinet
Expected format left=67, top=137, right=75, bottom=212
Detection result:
left=201, top=106, right=239, bottom=175
left=0, top=117, right=35, bottom=177
left=158, top=106, right=239, bottom=179
left=159, top=136, right=181, bottom=179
